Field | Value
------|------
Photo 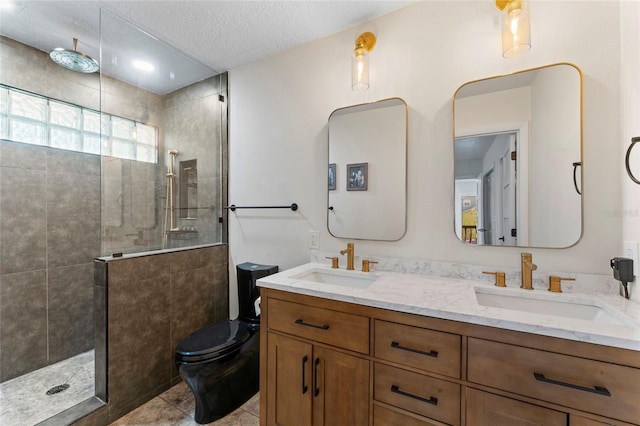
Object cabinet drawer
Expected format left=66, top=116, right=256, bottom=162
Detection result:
left=468, top=338, right=640, bottom=425
left=570, top=416, right=616, bottom=426
left=268, top=298, right=369, bottom=354
left=375, top=320, right=461, bottom=378
left=466, top=388, right=566, bottom=426
left=373, top=404, right=444, bottom=426
left=375, top=363, right=460, bottom=426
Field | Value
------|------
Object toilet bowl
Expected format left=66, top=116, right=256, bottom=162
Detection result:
left=175, top=262, right=278, bottom=424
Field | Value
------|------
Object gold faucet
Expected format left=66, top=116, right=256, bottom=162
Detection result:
left=521, top=253, right=538, bottom=290
left=340, top=243, right=355, bottom=271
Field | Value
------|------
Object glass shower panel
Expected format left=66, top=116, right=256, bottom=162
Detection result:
left=136, top=123, right=157, bottom=163
left=100, top=9, right=224, bottom=256
left=0, top=88, right=6, bottom=139
left=0, top=5, right=102, bottom=424
left=83, top=111, right=103, bottom=155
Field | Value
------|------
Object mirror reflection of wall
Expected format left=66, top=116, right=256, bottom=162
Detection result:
left=328, top=98, right=407, bottom=241
left=454, top=63, right=582, bottom=248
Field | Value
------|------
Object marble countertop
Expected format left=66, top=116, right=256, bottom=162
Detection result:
left=257, top=262, right=640, bottom=351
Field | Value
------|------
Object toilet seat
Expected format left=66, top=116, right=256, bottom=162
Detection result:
left=175, top=319, right=252, bottom=364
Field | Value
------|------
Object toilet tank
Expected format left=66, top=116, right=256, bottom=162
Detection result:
left=236, top=262, right=278, bottom=324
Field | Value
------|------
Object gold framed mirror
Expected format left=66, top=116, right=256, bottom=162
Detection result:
left=328, top=98, right=407, bottom=241
left=453, top=63, right=583, bottom=248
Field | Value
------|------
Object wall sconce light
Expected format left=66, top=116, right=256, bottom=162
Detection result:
left=352, top=32, right=376, bottom=91
left=496, top=0, right=531, bottom=58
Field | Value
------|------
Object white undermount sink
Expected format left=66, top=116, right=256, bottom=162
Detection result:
left=474, top=287, right=635, bottom=326
left=291, top=268, right=379, bottom=289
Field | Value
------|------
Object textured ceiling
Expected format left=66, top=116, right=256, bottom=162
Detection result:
left=0, top=0, right=413, bottom=93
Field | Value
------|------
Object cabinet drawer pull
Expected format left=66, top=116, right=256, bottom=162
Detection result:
left=391, top=341, right=438, bottom=358
left=314, top=358, right=320, bottom=397
left=295, top=319, right=330, bottom=330
left=390, top=385, right=438, bottom=406
left=533, top=372, right=611, bottom=397
left=301, top=356, right=308, bottom=394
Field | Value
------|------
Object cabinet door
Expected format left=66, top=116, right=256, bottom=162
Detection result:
left=313, top=346, right=369, bottom=426
left=466, top=388, right=566, bottom=426
left=267, top=333, right=313, bottom=426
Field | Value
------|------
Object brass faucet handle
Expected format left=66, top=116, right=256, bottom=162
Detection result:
left=548, top=276, right=575, bottom=293
left=521, top=252, right=538, bottom=270
left=483, top=271, right=506, bottom=287
left=325, top=256, right=339, bottom=269
left=362, top=259, right=378, bottom=272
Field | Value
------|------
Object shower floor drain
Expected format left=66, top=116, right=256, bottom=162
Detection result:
left=46, top=383, right=70, bottom=395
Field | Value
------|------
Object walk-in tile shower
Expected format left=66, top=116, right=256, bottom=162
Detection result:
left=0, top=6, right=226, bottom=425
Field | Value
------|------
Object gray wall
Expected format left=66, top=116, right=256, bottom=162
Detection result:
left=76, top=245, right=228, bottom=425
left=0, top=141, right=99, bottom=381
left=161, top=74, right=227, bottom=248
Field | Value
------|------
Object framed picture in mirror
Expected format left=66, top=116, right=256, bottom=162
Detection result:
left=329, top=163, right=336, bottom=190
left=347, top=163, right=368, bottom=191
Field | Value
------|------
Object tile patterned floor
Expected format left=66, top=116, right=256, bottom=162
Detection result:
left=0, top=350, right=95, bottom=426
left=110, top=381, right=260, bottom=426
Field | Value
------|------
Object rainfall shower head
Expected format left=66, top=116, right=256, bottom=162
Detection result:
left=50, top=38, right=99, bottom=73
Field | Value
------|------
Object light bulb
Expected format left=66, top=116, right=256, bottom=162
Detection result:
left=352, top=48, right=369, bottom=91
left=501, top=1, right=531, bottom=58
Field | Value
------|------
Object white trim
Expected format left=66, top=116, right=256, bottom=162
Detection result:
left=455, top=121, right=529, bottom=246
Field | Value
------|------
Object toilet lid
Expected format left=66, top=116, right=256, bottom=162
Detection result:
left=176, top=319, right=251, bottom=361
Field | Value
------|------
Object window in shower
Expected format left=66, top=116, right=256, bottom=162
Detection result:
left=0, top=84, right=158, bottom=163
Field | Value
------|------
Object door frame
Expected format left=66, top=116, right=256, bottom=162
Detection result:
left=455, top=122, right=529, bottom=246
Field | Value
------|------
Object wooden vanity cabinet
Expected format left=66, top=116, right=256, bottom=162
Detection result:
left=262, top=292, right=370, bottom=426
left=260, top=288, right=640, bottom=426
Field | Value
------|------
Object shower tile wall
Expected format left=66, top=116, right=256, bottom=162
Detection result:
left=161, top=74, right=226, bottom=248
left=101, top=157, right=160, bottom=255
left=87, top=244, right=229, bottom=424
left=0, top=36, right=166, bottom=257
left=2, top=37, right=226, bottom=258
left=0, top=141, right=100, bottom=381
left=0, top=36, right=228, bottom=388
left=101, top=75, right=226, bottom=255
left=0, top=36, right=101, bottom=112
